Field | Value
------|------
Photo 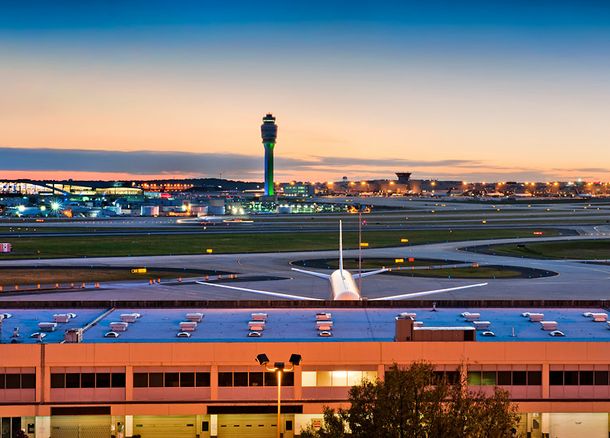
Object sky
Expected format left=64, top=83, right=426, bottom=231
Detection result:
left=1, top=0, right=609, bottom=182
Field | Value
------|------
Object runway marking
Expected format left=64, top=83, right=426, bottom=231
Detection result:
left=195, top=281, right=321, bottom=300
left=370, top=282, right=488, bottom=301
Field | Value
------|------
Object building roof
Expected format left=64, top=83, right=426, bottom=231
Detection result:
left=2, top=307, right=610, bottom=344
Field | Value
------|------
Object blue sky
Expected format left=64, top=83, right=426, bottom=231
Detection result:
left=1, top=1, right=609, bottom=181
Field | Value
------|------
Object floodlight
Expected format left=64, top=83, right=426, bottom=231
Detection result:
left=289, top=353, right=302, bottom=366
left=255, top=353, right=269, bottom=366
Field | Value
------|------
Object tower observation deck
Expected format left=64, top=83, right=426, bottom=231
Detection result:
left=261, top=113, right=278, bottom=196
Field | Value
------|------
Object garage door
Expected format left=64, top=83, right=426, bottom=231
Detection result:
left=51, top=415, right=111, bottom=438
left=549, top=413, right=608, bottom=438
left=133, top=416, right=197, bottom=438
left=217, top=414, right=276, bottom=438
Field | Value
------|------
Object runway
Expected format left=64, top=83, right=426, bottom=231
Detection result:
left=1, top=230, right=609, bottom=302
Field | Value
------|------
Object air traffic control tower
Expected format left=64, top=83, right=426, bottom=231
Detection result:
left=261, top=113, right=278, bottom=197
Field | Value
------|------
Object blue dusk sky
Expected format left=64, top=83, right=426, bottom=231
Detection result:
left=0, top=1, right=609, bottom=181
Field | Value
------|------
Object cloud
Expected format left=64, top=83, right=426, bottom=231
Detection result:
left=0, top=146, right=608, bottom=182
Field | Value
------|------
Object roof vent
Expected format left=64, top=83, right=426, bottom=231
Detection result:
left=549, top=330, right=565, bottom=337
left=316, top=312, right=332, bottom=321
left=316, top=320, right=333, bottom=331
left=1, top=313, right=12, bottom=320
left=528, top=313, right=544, bottom=322
left=104, top=331, right=120, bottom=338
left=185, top=313, right=204, bottom=322
left=248, top=321, right=265, bottom=331
left=120, top=313, right=141, bottom=323
left=38, top=322, right=58, bottom=332
left=461, top=312, right=480, bottom=322
left=319, top=331, right=332, bottom=337
left=30, top=332, right=46, bottom=340
left=473, top=321, right=491, bottom=330
left=540, top=321, right=558, bottom=331
left=251, top=313, right=268, bottom=322
left=176, top=331, right=191, bottom=338
left=109, top=322, right=129, bottom=332
left=481, top=331, right=495, bottom=337
left=53, top=314, right=72, bottom=323
left=398, top=312, right=417, bottom=320
left=179, top=321, right=198, bottom=332
left=248, top=331, right=263, bottom=338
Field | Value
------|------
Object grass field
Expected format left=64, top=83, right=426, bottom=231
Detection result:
left=0, top=268, right=208, bottom=286
left=391, top=266, right=523, bottom=279
left=293, top=257, right=457, bottom=270
left=0, top=228, right=562, bottom=259
left=481, top=239, right=610, bottom=259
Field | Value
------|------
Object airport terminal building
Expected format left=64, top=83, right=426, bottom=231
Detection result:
left=3, top=301, right=610, bottom=438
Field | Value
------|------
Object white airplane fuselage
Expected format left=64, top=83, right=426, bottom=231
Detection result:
left=329, top=269, right=361, bottom=301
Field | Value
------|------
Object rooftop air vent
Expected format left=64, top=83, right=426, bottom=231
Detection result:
left=248, top=321, right=265, bottom=331
left=319, top=331, right=332, bottom=337
left=549, top=330, right=565, bottom=337
left=316, top=312, right=332, bottom=321
left=109, top=322, right=129, bottom=332
left=473, top=321, right=491, bottom=330
left=179, top=321, right=198, bottom=332
left=53, top=314, right=72, bottom=323
left=104, top=331, right=120, bottom=338
left=528, top=313, right=544, bottom=322
left=120, top=313, right=141, bottom=323
left=398, top=312, right=417, bottom=320
left=461, top=312, right=480, bottom=322
left=540, top=321, right=558, bottom=331
left=481, top=331, right=496, bottom=337
left=30, top=332, right=46, bottom=340
left=38, top=322, right=58, bottom=332
left=251, top=313, right=268, bottom=321
left=248, top=331, right=262, bottom=338
left=1, top=313, right=13, bottom=319
left=185, top=313, right=204, bottom=322
left=176, top=331, right=191, bottom=338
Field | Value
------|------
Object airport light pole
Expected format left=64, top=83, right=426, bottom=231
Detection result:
left=256, top=353, right=302, bottom=438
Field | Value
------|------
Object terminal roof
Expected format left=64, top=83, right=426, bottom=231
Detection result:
left=2, top=307, right=610, bottom=344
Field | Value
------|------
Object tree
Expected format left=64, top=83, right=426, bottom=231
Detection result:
left=301, top=362, right=520, bottom=438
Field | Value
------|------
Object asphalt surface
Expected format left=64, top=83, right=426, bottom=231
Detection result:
left=1, top=225, right=609, bottom=302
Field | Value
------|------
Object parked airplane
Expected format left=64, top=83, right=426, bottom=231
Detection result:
left=196, top=221, right=487, bottom=301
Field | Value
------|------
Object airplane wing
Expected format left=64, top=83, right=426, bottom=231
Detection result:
left=352, top=268, right=388, bottom=279
left=370, top=282, right=488, bottom=301
left=290, top=267, right=331, bottom=280
left=195, top=281, right=322, bottom=301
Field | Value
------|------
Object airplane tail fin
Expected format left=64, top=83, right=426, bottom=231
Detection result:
left=339, top=220, right=344, bottom=273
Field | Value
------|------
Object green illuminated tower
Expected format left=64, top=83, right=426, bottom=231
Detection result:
left=261, top=113, right=278, bottom=196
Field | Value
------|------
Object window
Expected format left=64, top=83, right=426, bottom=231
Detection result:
left=264, top=372, right=278, bottom=387
left=5, top=374, right=20, bottom=389
left=196, top=372, right=210, bottom=387
left=595, top=371, right=608, bottom=385
left=111, top=373, right=126, bottom=388
left=580, top=371, right=594, bottom=386
left=331, top=371, right=348, bottom=387
left=0, top=374, right=5, bottom=389
left=467, top=372, right=481, bottom=386
left=564, top=371, right=578, bottom=386
left=481, top=372, right=496, bottom=386
left=302, top=372, right=317, bottom=387
left=51, top=374, right=65, bottom=389
left=497, top=371, right=512, bottom=386
left=21, top=374, right=35, bottom=389
left=316, top=371, right=332, bottom=387
left=512, top=371, right=527, bottom=386
left=149, top=373, right=163, bottom=387
left=133, top=373, right=148, bottom=388
left=218, top=372, right=233, bottom=387
left=249, top=372, right=264, bottom=387
left=282, top=372, right=295, bottom=387
left=180, top=373, right=195, bottom=387
left=66, top=374, right=80, bottom=388
left=233, top=372, right=248, bottom=387
left=527, top=371, right=542, bottom=386
left=81, top=373, right=95, bottom=388
left=164, top=373, right=179, bottom=388
left=550, top=371, right=563, bottom=386
left=96, top=373, right=111, bottom=388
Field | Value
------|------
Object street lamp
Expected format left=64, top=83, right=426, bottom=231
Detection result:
left=256, top=353, right=302, bottom=438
